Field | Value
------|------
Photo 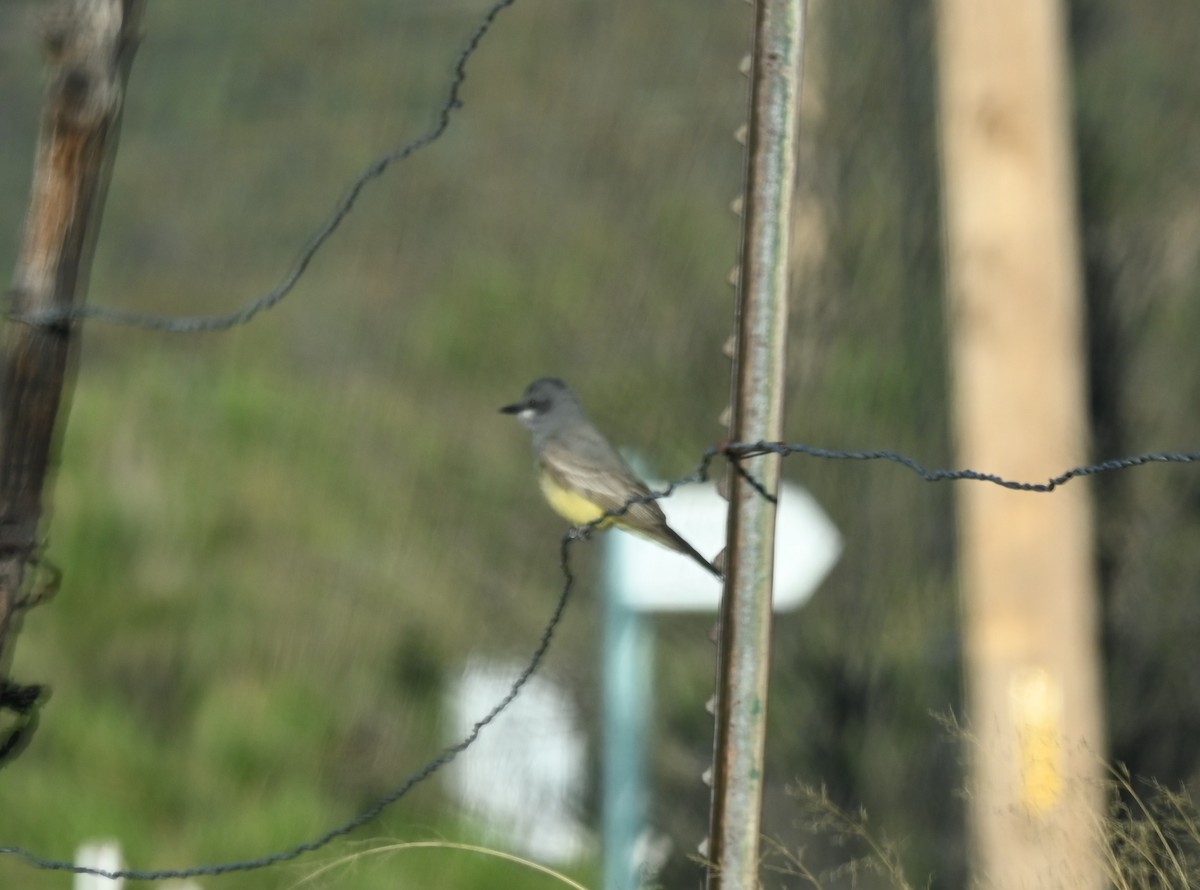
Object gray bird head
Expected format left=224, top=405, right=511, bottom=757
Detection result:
left=500, top=377, right=587, bottom=442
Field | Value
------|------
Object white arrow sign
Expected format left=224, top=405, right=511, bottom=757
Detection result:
left=606, top=481, right=841, bottom=613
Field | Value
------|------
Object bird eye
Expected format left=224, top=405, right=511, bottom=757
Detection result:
left=533, top=398, right=550, bottom=413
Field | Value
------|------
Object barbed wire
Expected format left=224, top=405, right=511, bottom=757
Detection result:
left=3, top=440, right=1197, bottom=881
left=5, top=0, right=517, bottom=334
left=719, top=441, right=1200, bottom=492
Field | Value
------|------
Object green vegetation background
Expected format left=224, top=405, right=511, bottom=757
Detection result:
left=1, top=1, right=1199, bottom=888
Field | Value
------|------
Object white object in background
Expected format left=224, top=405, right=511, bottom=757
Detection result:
left=609, top=481, right=842, bottom=612
left=74, top=840, right=123, bottom=890
left=447, top=659, right=589, bottom=863
left=74, top=842, right=203, bottom=890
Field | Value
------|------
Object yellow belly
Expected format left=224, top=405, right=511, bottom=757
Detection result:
left=539, top=471, right=612, bottom=527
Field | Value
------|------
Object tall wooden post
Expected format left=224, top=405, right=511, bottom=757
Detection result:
left=935, top=1, right=1105, bottom=887
left=0, top=0, right=145, bottom=758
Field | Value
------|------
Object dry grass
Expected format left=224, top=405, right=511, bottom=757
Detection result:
left=767, top=768, right=1200, bottom=889
left=763, top=783, right=925, bottom=890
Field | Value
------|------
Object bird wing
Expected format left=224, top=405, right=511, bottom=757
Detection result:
left=541, top=430, right=723, bottom=578
left=538, top=435, right=668, bottom=531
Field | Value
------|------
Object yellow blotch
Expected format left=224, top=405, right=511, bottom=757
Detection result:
left=1010, top=666, right=1063, bottom=813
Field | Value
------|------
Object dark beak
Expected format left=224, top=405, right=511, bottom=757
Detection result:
left=499, top=401, right=524, bottom=415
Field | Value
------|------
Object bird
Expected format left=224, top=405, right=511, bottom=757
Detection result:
left=501, top=377, right=722, bottom=578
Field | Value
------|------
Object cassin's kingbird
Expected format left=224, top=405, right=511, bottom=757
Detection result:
left=501, top=377, right=722, bottom=578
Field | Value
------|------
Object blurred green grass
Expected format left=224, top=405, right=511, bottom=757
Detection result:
left=8, top=350, right=606, bottom=888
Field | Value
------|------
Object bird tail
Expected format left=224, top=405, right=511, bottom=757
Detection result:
left=657, top=526, right=724, bottom=580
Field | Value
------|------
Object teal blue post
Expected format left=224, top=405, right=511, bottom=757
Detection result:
left=603, top=539, right=651, bottom=890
